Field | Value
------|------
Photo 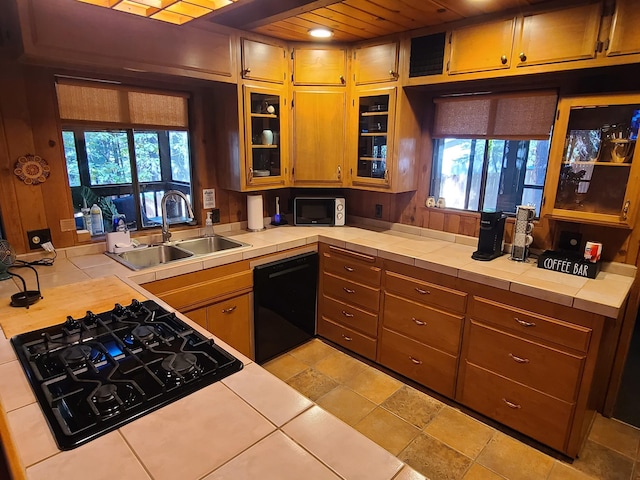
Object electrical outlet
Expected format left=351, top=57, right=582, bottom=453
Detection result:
left=375, top=204, right=383, bottom=218
left=210, top=208, right=221, bottom=224
left=27, top=228, right=52, bottom=251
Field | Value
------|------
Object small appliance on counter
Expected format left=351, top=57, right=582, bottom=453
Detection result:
left=472, top=211, right=506, bottom=261
left=293, top=196, right=345, bottom=226
left=10, top=299, right=243, bottom=450
left=510, top=205, right=535, bottom=262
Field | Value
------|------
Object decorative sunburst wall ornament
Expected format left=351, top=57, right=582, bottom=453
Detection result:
left=14, top=154, right=51, bottom=185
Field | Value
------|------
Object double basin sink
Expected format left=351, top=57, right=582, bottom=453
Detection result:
left=106, top=235, right=250, bottom=270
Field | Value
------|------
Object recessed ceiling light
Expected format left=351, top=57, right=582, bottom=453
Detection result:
left=309, top=28, right=333, bottom=38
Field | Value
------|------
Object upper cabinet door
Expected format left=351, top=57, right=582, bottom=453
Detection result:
left=293, top=48, right=347, bottom=86
left=448, top=18, right=515, bottom=75
left=514, top=3, right=601, bottom=67
left=607, top=0, right=640, bottom=57
left=292, top=90, right=346, bottom=186
left=241, top=39, right=286, bottom=84
left=353, top=42, right=399, bottom=85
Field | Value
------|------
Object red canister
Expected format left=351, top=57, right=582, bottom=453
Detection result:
left=584, top=241, right=602, bottom=263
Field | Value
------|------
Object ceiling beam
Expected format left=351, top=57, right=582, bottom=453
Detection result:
left=209, top=0, right=343, bottom=29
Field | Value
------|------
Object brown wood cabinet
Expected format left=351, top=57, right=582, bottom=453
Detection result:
left=143, top=260, right=254, bottom=358
left=379, top=264, right=466, bottom=397
left=514, top=3, right=601, bottom=68
left=448, top=18, right=516, bottom=75
left=317, top=244, right=382, bottom=360
left=607, top=0, right=640, bottom=57
left=293, top=48, right=347, bottom=86
left=353, top=42, right=399, bottom=85
left=291, top=89, right=346, bottom=186
left=241, top=38, right=286, bottom=84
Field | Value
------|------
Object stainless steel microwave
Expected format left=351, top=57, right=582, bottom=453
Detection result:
left=293, top=197, right=345, bottom=226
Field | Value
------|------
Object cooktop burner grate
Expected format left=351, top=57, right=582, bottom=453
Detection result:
left=11, top=299, right=243, bottom=450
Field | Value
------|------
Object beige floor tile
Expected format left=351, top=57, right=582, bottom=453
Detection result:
left=316, top=386, right=376, bottom=426
left=381, top=385, right=444, bottom=429
left=204, top=431, right=341, bottom=480
left=462, top=463, right=505, bottom=480
left=315, top=350, right=367, bottom=383
left=589, top=414, right=640, bottom=459
left=476, top=433, right=554, bottom=480
left=548, top=461, right=598, bottom=480
left=288, top=338, right=335, bottom=365
left=263, top=354, right=309, bottom=381
left=354, top=406, right=420, bottom=455
left=399, top=433, right=473, bottom=480
left=572, top=440, right=634, bottom=480
left=285, top=368, right=339, bottom=401
left=344, top=366, right=403, bottom=404
left=424, top=407, right=495, bottom=459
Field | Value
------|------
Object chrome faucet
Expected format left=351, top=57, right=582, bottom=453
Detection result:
left=161, top=190, right=195, bottom=243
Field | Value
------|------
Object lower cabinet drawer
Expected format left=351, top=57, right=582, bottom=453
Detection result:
left=460, top=362, right=574, bottom=453
left=318, top=317, right=377, bottom=360
left=467, top=321, right=584, bottom=402
left=323, top=272, right=380, bottom=311
left=379, top=328, right=457, bottom=397
left=321, top=295, right=378, bottom=337
left=383, top=292, right=462, bottom=356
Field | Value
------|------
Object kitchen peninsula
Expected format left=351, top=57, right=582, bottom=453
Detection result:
left=0, top=223, right=635, bottom=479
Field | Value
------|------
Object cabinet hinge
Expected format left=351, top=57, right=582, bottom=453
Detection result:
left=556, top=109, right=560, bottom=121
left=595, top=40, right=603, bottom=53
left=446, top=60, right=450, bottom=72
left=284, top=98, right=287, bottom=106
left=292, top=167, right=295, bottom=176
left=291, top=51, right=294, bottom=60
left=603, top=38, right=610, bottom=51
left=291, top=73, right=294, bottom=82
left=448, top=32, right=452, bottom=44
left=291, top=99, right=294, bottom=108
left=353, top=51, right=356, bottom=59
left=352, top=99, right=355, bottom=107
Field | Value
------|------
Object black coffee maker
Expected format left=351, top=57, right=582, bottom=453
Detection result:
left=472, top=211, right=506, bottom=261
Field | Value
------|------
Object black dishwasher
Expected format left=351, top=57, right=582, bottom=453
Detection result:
left=253, top=252, right=318, bottom=364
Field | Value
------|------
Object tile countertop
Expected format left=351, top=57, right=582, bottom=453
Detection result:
left=0, top=277, right=424, bottom=480
left=5, top=219, right=636, bottom=318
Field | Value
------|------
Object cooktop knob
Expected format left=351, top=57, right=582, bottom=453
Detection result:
left=113, top=303, right=127, bottom=316
left=64, top=316, right=80, bottom=331
left=84, top=311, right=99, bottom=326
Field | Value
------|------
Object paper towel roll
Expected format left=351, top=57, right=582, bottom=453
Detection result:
left=247, top=194, right=264, bottom=231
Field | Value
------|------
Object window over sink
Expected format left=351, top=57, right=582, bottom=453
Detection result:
left=430, top=91, right=557, bottom=217
left=56, top=78, right=193, bottom=234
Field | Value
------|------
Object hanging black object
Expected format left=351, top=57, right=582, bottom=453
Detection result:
left=0, top=239, right=42, bottom=308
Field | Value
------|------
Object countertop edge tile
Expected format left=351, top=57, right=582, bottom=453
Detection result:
left=509, top=282, right=575, bottom=307
left=458, top=270, right=511, bottom=290
left=377, top=249, right=416, bottom=266
left=414, top=258, right=459, bottom=277
left=572, top=298, right=620, bottom=318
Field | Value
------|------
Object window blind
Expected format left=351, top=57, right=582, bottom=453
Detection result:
left=433, top=91, right=557, bottom=140
left=55, top=79, right=189, bottom=128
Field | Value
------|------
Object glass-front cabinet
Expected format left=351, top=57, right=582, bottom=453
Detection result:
left=243, top=85, right=286, bottom=187
left=544, top=94, right=640, bottom=227
left=353, top=88, right=396, bottom=188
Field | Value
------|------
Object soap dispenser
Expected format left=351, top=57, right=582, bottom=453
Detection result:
left=204, top=211, right=214, bottom=237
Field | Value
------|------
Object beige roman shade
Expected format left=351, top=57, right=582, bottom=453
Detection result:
left=56, top=79, right=189, bottom=128
left=433, top=91, right=557, bottom=140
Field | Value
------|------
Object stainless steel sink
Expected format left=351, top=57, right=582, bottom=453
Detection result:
left=107, top=244, right=193, bottom=270
left=174, top=235, right=249, bottom=255
left=106, top=235, right=250, bottom=270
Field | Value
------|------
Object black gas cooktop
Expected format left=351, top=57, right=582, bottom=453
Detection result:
left=11, top=299, right=243, bottom=450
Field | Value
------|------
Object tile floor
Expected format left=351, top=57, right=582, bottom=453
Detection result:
left=264, top=339, right=640, bottom=480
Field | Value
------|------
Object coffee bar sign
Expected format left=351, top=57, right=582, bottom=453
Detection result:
left=537, top=251, right=601, bottom=279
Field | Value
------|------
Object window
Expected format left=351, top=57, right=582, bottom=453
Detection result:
left=56, top=79, right=192, bottom=233
left=430, top=91, right=557, bottom=217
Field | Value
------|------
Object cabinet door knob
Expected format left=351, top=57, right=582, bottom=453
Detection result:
left=339, top=75, right=345, bottom=83
left=500, top=55, right=508, bottom=64
left=409, top=356, right=423, bottom=365
left=508, top=353, right=530, bottom=364
left=412, top=318, right=426, bottom=326
left=519, top=52, right=527, bottom=62
left=248, top=167, right=254, bottom=182
left=243, top=67, right=251, bottom=75
left=622, top=200, right=630, bottom=220
left=343, top=287, right=356, bottom=294
left=514, top=317, right=536, bottom=327
left=337, top=165, right=342, bottom=180
left=222, top=305, right=237, bottom=314
left=389, top=70, right=397, bottom=78
left=415, top=287, right=430, bottom=295
left=502, top=398, right=521, bottom=409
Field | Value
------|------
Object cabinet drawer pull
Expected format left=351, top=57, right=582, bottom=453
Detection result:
left=412, top=318, right=426, bottom=326
left=341, top=310, right=354, bottom=318
left=343, top=287, right=355, bottom=294
left=508, top=353, right=530, bottom=364
left=514, top=317, right=536, bottom=327
left=342, top=334, right=352, bottom=341
left=502, top=398, right=522, bottom=409
left=344, top=266, right=355, bottom=272
left=500, top=54, right=507, bottom=64
left=519, top=52, right=527, bottom=62
left=409, top=356, right=423, bottom=365
left=221, top=305, right=237, bottom=314
left=415, top=287, right=430, bottom=295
